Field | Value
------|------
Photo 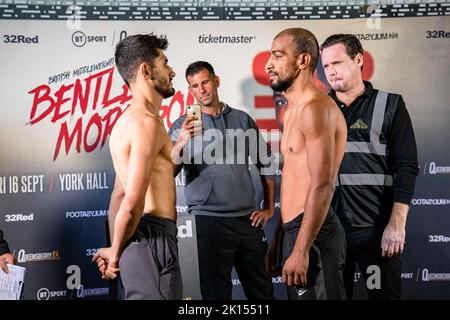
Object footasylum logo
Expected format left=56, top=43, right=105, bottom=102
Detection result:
left=411, top=198, right=450, bottom=206
left=65, top=210, right=107, bottom=219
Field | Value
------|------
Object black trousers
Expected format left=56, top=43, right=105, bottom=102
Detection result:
left=195, top=214, right=274, bottom=300
left=282, top=209, right=346, bottom=300
left=118, top=214, right=183, bottom=300
left=343, top=226, right=402, bottom=300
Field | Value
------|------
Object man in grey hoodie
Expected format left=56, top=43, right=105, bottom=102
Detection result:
left=170, top=61, right=275, bottom=300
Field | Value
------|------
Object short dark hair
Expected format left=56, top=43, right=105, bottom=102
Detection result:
left=185, top=61, right=216, bottom=80
left=115, top=33, right=168, bottom=87
left=276, top=28, right=319, bottom=74
left=320, top=34, right=364, bottom=59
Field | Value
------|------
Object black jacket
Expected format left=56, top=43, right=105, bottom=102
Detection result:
left=330, top=81, right=419, bottom=228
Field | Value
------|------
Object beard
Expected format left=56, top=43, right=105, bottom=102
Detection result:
left=270, top=78, right=292, bottom=92
left=269, top=71, right=297, bottom=92
left=153, top=76, right=175, bottom=99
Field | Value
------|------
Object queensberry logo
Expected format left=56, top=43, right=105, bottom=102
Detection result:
left=3, top=34, right=39, bottom=44
left=421, top=268, right=450, bottom=282
left=427, top=162, right=450, bottom=175
left=17, top=249, right=61, bottom=263
left=76, top=285, right=109, bottom=298
left=198, top=34, right=256, bottom=44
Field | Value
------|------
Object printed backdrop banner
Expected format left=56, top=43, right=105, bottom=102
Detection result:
left=0, top=16, right=449, bottom=299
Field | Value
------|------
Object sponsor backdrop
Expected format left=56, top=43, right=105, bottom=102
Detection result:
left=0, top=7, right=449, bottom=299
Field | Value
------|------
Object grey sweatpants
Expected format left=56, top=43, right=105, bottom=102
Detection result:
left=118, top=214, right=183, bottom=300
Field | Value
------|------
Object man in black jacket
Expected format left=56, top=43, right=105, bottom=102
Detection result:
left=320, top=34, right=419, bottom=300
left=0, top=229, right=15, bottom=273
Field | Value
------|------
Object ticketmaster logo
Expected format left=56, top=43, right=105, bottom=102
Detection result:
left=198, top=34, right=256, bottom=44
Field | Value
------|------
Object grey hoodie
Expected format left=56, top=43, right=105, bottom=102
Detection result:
left=169, top=103, right=274, bottom=217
